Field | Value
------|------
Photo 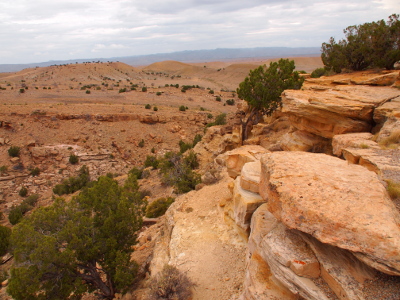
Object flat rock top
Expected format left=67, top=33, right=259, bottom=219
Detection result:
left=260, top=151, right=400, bottom=274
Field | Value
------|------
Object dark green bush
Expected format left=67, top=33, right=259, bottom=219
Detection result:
left=226, top=99, right=235, bottom=106
left=179, top=105, right=186, bottom=111
left=156, top=92, right=162, bottom=96
left=192, top=134, right=202, bottom=147
left=24, top=194, right=39, bottom=206
left=129, top=167, right=143, bottom=179
left=138, top=139, right=145, bottom=148
left=209, top=90, right=214, bottom=94
left=216, top=96, right=221, bottom=102
left=142, top=87, right=147, bottom=92
left=53, top=165, right=90, bottom=196
left=311, top=67, right=328, bottom=78
left=145, top=197, right=175, bottom=218
left=179, top=140, right=192, bottom=154
left=30, top=167, right=40, bottom=177
left=19, top=186, right=28, bottom=197
left=19, top=88, right=25, bottom=93
left=69, top=154, right=79, bottom=164
left=85, top=90, right=91, bottom=94
left=119, top=88, right=127, bottom=93
left=153, top=106, right=158, bottom=111
left=206, top=113, right=226, bottom=128
left=144, top=155, right=159, bottom=169
left=0, top=225, right=11, bottom=256
left=8, top=146, right=20, bottom=157
left=145, top=104, right=151, bottom=109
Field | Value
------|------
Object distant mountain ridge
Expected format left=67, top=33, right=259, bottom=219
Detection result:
left=0, top=47, right=321, bottom=73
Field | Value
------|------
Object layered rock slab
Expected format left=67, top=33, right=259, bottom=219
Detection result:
left=259, top=151, right=400, bottom=276
left=282, top=86, right=400, bottom=138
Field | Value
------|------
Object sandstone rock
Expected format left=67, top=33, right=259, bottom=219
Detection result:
left=240, top=161, right=261, bottom=194
left=247, top=204, right=329, bottom=300
left=373, top=96, right=400, bottom=128
left=280, top=130, right=330, bottom=152
left=10, top=157, right=20, bottom=163
left=260, top=151, right=400, bottom=275
left=26, top=140, right=36, bottom=147
left=301, top=232, right=376, bottom=300
left=332, top=132, right=377, bottom=157
left=217, top=145, right=268, bottom=178
left=59, top=164, right=68, bottom=170
left=353, top=71, right=399, bottom=86
left=341, top=148, right=400, bottom=182
left=231, top=177, right=264, bottom=237
left=375, top=116, right=400, bottom=143
left=139, top=114, right=158, bottom=124
left=0, top=138, right=4, bottom=145
left=30, top=147, right=48, bottom=158
left=282, top=86, right=400, bottom=138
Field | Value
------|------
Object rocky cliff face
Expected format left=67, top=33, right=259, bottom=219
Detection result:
left=149, top=70, right=400, bottom=299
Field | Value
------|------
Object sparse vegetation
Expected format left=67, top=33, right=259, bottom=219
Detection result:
left=8, top=194, right=39, bottom=225
left=8, top=146, right=20, bottom=157
left=0, top=225, right=11, bottom=256
left=226, top=99, right=235, bottom=106
left=144, top=155, right=159, bottom=169
left=206, top=113, right=226, bottom=128
left=148, top=264, right=194, bottom=300
left=19, top=186, right=28, bottom=197
left=85, top=89, right=91, bottom=94
left=145, top=104, right=151, bottom=109
left=0, top=165, right=8, bottom=176
left=138, top=139, right=145, bottom=147
left=153, top=106, right=158, bottom=111
left=179, top=105, right=186, bottom=111
left=69, top=154, right=79, bottom=164
left=379, top=130, right=400, bottom=149
left=142, top=86, right=148, bottom=92
left=145, top=197, right=175, bottom=218
left=386, top=180, right=400, bottom=200
left=53, top=165, right=90, bottom=196
left=30, top=167, right=40, bottom=176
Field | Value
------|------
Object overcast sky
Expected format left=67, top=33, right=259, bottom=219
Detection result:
left=0, top=0, right=398, bottom=64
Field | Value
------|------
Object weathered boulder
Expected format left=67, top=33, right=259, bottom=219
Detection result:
left=240, top=161, right=261, bottom=194
left=282, top=85, right=400, bottom=138
left=246, top=204, right=330, bottom=300
left=280, top=130, right=330, bottom=152
left=352, top=71, right=400, bottom=86
left=30, top=147, right=48, bottom=158
left=260, top=151, right=400, bottom=276
left=373, top=97, right=400, bottom=129
left=230, top=177, right=264, bottom=237
left=341, top=148, right=400, bottom=182
left=216, top=145, right=268, bottom=178
left=332, top=132, right=377, bottom=157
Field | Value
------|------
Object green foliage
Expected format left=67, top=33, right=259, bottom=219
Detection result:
left=30, top=167, right=40, bottom=177
left=159, top=151, right=201, bottom=194
left=215, top=96, right=221, bottom=101
left=237, top=59, right=304, bottom=141
left=145, top=197, right=175, bottom=218
left=119, top=88, right=127, bottom=93
left=226, top=99, right=235, bottom=106
left=19, top=186, right=28, bottom=197
left=322, top=14, right=400, bottom=71
left=0, top=165, right=7, bottom=175
left=8, top=195, right=39, bottom=225
left=156, top=91, right=162, bottom=96
left=145, top=104, right=151, bottom=109
left=148, top=264, right=194, bottom=300
left=19, top=88, right=25, bottom=93
left=192, top=134, right=202, bottom=147
left=179, top=105, right=186, bottom=111
left=0, top=225, right=11, bottom=256
left=69, top=154, right=79, bottom=164
left=208, top=90, right=214, bottom=94
left=53, top=165, right=90, bottom=196
left=142, top=86, right=148, bottom=92
left=144, top=155, right=159, bottom=169
left=311, top=67, right=329, bottom=78
left=179, top=140, right=192, bottom=154
left=206, top=113, right=227, bottom=128
left=129, top=167, right=143, bottom=179
left=85, top=90, right=91, bottom=94
left=8, top=146, right=21, bottom=157
left=8, top=175, right=145, bottom=300
left=138, top=139, right=145, bottom=148
left=153, top=106, right=158, bottom=111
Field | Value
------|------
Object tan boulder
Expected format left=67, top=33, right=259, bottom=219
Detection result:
left=352, top=71, right=399, bottom=86
left=280, top=130, right=330, bottom=152
left=240, top=161, right=261, bottom=193
left=282, top=85, right=400, bottom=138
left=373, top=96, right=400, bottom=128
left=247, top=204, right=329, bottom=300
left=30, top=147, right=48, bottom=158
left=217, top=145, right=268, bottom=178
left=342, top=148, right=400, bottom=182
left=231, top=177, right=264, bottom=236
left=332, top=132, right=377, bottom=157
left=260, top=151, right=400, bottom=275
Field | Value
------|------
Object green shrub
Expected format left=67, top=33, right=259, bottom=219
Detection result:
left=119, top=88, right=127, bottom=93
left=145, top=104, right=151, bottom=109
left=0, top=225, right=11, bottom=256
left=216, top=96, right=221, bottom=102
left=142, top=87, right=147, bottom=92
left=192, top=134, right=202, bottom=147
left=129, top=167, right=143, bottom=179
left=53, top=165, right=90, bottom=196
left=156, top=92, right=162, bottom=96
left=311, top=67, right=328, bottom=78
left=148, top=264, right=194, bottom=300
left=226, top=99, right=235, bottom=106
left=138, top=139, right=145, bottom=148
left=85, top=90, right=91, bottom=94
left=9, top=202, right=31, bottom=225
left=214, top=113, right=226, bottom=125
left=179, top=140, right=193, bottom=154
left=19, top=186, right=28, bottom=197
left=30, top=167, right=40, bottom=177
left=179, top=105, right=186, bottom=111
left=153, top=106, right=158, bottom=111
left=0, top=165, right=7, bottom=175
left=144, top=155, right=159, bottom=169
left=8, top=146, right=20, bottom=157
left=209, top=90, right=214, bottom=94
left=69, top=154, right=79, bottom=164
left=145, top=197, right=175, bottom=218
left=19, top=88, right=25, bottom=93
left=207, top=113, right=213, bottom=119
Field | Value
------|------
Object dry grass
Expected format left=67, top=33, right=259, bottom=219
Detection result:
left=379, top=130, right=400, bottom=149
left=148, top=265, right=194, bottom=300
left=386, top=180, right=400, bottom=200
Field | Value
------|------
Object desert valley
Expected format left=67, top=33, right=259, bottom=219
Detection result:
left=1, top=54, right=400, bottom=300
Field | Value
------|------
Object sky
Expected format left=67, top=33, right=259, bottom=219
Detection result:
left=0, top=0, right=398, bottom=64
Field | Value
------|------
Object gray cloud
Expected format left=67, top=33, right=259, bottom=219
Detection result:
left=0, top=0, right=397, bottom=64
